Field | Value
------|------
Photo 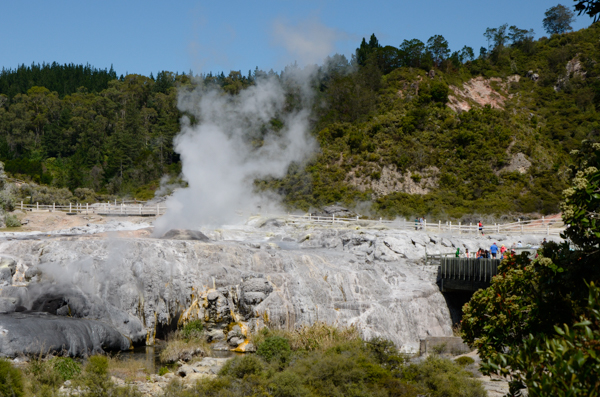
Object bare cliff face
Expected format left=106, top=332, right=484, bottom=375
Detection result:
left=0, top=221, right=458, bottom=354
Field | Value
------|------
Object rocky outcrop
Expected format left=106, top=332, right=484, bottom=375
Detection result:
left=0, top=223, right=560, bottom=357
left=0, top=312, right=130, bottom=357
left=447, top=75, right=519, bottom=113
left=346, top=165, right=439, bottom=197
left=498, top=152, right=532, bottom=174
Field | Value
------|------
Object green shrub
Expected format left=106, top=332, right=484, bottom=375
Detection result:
left=454, top=356, right=475, bottom=366
left=0, top=359, right=24, bottom=397
left=431, top=342, right=447, bottom=355
left=366, top=337, right=408, bottom=371
left=219, top=355, right=264, bottom=379
left=401, top=355, right=485, bottom=397
left=158, top=366, right=169, bottom=376
left=4, top=214, right=20, bottom=227
left=256, top=336, right=291, bottom=365
left=52, top=357, right=81, bottom=381
left=269, top=371, right=310, bottom=397
left=180, top=320, right=203, bottom=341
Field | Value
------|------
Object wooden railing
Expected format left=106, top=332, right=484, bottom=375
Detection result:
left=287, top=214, right=564, bottom=235
left=14, top=200, right=566, bottom=234
left=17, top=202, right=167, bottom=216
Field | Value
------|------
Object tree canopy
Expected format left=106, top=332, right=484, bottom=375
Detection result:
left=544, top=4, right=576, bottom=34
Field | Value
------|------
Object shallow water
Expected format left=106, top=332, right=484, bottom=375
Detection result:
left=114, top=344, right=242, bottom=373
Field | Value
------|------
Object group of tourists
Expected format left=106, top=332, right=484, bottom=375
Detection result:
left=414, top=217, right=425, bottom=230
left=455, top=242, right=516, bottom=259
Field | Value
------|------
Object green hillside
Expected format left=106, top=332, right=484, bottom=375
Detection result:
left=1, top=19, right=600, bottom=219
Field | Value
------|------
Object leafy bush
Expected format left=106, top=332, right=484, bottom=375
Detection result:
left=0, top=190, right=15, bottom=212
left=401, top=355, right=485, bottom=397
left=192, top=328, right=484, bottom=397
left=0, top=359, right=24, bottom=397
left=256, top=336, right=291, bottom=365
left=219, top=355, right=264, bottom=379
left=52, top=357, right=81, bottom=381
left=180, top=320, right=203, bottom=341
left=268, top=371, right=310, bottom=397
left=454, top=356, right=475, bottom=366
left=158, top=366, right=169, bottom=376
left=4, top=214, right=20, bottom=227
left=487, top=282, right=600, bottom=396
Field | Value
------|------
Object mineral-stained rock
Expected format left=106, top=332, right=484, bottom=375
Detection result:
left=0, top=311, right=130, bottom=357
left=0, top=225, right=554, bottom=355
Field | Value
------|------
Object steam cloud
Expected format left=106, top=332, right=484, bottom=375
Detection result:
left=153, top=72, right=317, bottom=234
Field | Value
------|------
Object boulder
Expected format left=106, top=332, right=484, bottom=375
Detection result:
left=0, top=257, right=16, bottom=286
left=0, top=312, right=130, bottom=357
left=160, top=229, right=210, bottom=241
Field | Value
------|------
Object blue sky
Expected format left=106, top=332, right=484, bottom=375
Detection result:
left=1, top=1, right=592, bottom=77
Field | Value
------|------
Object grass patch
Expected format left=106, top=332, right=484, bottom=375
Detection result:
left=165, top=325, right=484, bottom=397
left=251, top=321, right=361, bottom=352
left=107, top=355, right=152, bottom=382
left=160, top=320, right=210, bottom=364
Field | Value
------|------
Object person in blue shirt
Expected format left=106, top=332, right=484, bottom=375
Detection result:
left=490, top=242, right=499, bottom=258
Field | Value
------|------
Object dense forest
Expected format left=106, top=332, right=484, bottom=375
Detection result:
left=1, top=4, right=600, bottom=219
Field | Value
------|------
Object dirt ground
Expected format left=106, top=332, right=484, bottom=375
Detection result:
left=4, top=209, right=154, bottom=235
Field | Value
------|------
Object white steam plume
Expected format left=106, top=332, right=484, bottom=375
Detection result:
left=153, top=72, right=317, bottom=234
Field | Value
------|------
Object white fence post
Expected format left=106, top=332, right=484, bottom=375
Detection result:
left=53, top=203, right=55, bottom=211
left=69, top=203, right=72, bottom=212
left=20, top=201, right=23, bottom=210
left=458, top=222, right=461, bottom=235
left=424, top=219, right=427, bottom=231
left=438, top=220, right=441, bottom=231
left=86, top=203, right=89, bottom=215
left=157, top=204, right=159, bottom=216
left=37, top=202, right=39, bottom=211
left=332, top=214, right=335, bottom=224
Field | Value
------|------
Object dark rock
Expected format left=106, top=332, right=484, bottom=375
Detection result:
left=26, top=287, right=145, bottom=344
left=160, top=229, right=210, bottom=241
left=0, top=312, right=130, bottom=357
left=321, top=205, right=354, bottom=217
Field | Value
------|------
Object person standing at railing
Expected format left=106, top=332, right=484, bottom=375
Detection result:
left=465, top=248, right=470, bottom=258
left=478, top=221, right=483, bottom=235
left=500, top=244, right=507, bottom=258
left=415, top=217, right=419, bottom=231
left=455, top=247, right=460, bottom=257
left=490, top=242, right=499, bottom=259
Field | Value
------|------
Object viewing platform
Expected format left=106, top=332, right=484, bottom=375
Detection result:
left=438, top=257, right=501, bottom=292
